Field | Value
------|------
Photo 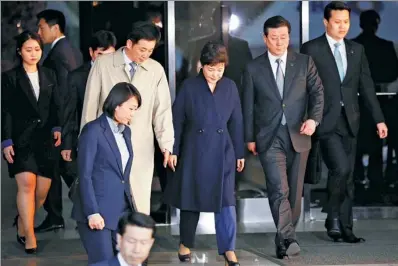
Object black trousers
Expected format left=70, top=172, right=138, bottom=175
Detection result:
left=43, top=149, right=77, bottom=222
left=320, top=111, right=357, bottom=234
left=258, top=125, right=309, bottom=243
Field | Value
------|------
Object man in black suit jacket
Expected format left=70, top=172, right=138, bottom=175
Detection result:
left=92, top=213, right=155, bottom=266
left=242, top=16, right=324, bottom=259
left=300, top=1, right=388, bottom=243
left=61, top=30, right=117, bottom=155
left=35, top=9, right=83, bottom=232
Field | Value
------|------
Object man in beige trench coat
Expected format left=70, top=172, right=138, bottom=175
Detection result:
left=80, top=22, right=174, bottom=215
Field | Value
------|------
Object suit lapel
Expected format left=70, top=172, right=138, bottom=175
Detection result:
left=260, top=53, right=281, bottom=100
left=101, top=115, right=124, bottom=178
left=17, top=67, right=39, bottom=112
left=320, top=35, right=341, bottom=83
left=283, top=51, right=297, bottom=98
left=342, top=40, right=355, bottom=84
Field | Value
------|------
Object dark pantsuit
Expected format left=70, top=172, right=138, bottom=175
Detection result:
left=320, top=111, right=357, bottom=234
left=180, top=206, right=236, bottom=255
left=258, top=126, right=309, bottom=243
left=77, top=222, right=117, bottom=265
left=44, top=150, right=77, bottom=222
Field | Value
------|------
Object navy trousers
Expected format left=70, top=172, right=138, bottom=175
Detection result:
left=180, top=206, right=237, bottom=255
left=77, top=222, right=117, bottom=265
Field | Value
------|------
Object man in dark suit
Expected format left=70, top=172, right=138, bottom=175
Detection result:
left=35, top=9, right=83, bottom=232
left=242, top=16, right=324, bottom=259
left=61, top=30, right=117, bottom=159
left=352, top=10, right=398, bottom=202
left=91, top=213, right=155, bottom=266
left=300, top=1, right=388, bottom=243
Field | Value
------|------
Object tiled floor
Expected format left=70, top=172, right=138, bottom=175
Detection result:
left=2, top=160, right=398, bottom=266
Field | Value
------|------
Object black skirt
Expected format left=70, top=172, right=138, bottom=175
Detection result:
left=5, top=129, right=59, bottom=179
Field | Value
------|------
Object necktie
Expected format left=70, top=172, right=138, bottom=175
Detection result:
left=129, top=62, right=137, bottom=80
left=334, top=42, right=345, bottom=82
left=275, top=58, right=286, bottom=125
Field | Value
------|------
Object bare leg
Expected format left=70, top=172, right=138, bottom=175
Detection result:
left=35, top=176, right=52, bottom=211
left=15, top=172, right=37, bottom=249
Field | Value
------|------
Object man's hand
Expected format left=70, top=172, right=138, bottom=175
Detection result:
left=61, top=150, right=72, bottom=161
left=168, top=155, right=178, bottom=172
left=376, top=122, right=388, bottom=139
left=237, top=159, right=245, bottom=172
left=247, top=142, right=257, bottom=155
left=88, top=214, right=105, bottom=230
left=54, top=131, right=62, bottom=147
left=300, top=119, right=317, bottom=136
left=162, top=149, right=170, bottom=168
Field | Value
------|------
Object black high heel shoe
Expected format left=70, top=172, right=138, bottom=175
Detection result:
left=178, top=252, right=191, bottom=262
left=13, top=215, right=26, bottom=246
left=25, top=247, right=37, bottom=254
left=223, top=253, right=240, bottom=266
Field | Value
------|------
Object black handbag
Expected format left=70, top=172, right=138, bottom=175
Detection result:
left=304, top=138, right=323, bottom=185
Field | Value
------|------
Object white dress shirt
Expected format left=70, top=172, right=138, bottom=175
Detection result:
left=51, top=35, right=66, bottom=49
left=325, top=33, right=347, bottom=76
left=118, top=252, right=141, bottom=266
left=268, top=50, right=288, bottom=79
left=26, top=71, right=40, bottom=101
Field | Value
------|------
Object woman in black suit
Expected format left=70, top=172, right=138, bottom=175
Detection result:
left=1, top=30, right=62, bottom=254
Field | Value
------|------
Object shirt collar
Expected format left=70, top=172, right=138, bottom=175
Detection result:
left=106, top=116, right=125, bottom=134
left=51, top=36, right=66, bottom=49
left=267, top=49, right=288, bottom=64
left=122, top=48, right=140, bottom=69
left=325, top=33, right=345, bottom=48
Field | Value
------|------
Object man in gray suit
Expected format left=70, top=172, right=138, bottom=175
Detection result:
left=242, top=16, right=324, bottom=259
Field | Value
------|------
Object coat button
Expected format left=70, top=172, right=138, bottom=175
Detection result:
left=217, top=129, right=223, bottom=134
left=121, top=180, right=125, bottom=183
left=282, top=104, right=286, bottom=108
left=198, top=129, right=204, bottom=133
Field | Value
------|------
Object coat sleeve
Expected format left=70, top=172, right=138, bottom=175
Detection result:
left=358, top=45, right=385, bottom=124
left=78, top=123, right=100, bottom=217
left=152, top=68, right=174, bottom=152
left=306, top=56, right=324, bottom=124
left=171, top=81, right=188, bottom=157
left=62, top=71, right=78, bottom=150
left=48, top=70, right=63, bottom=133
left=227, top=81, right=245, bottom=159
left=242, top=65, right=255, bottom=143
left=80, top=60, right=102, bottom=131
left=1, top=72, right=13, bottom=149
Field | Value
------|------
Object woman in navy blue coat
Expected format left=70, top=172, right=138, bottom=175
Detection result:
left=164, top=41, right=245, bottom=265
left=71, top=82, right=141, bottom=265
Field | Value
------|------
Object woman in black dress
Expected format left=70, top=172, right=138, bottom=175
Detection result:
left=1, top=30, right=62, bottom=254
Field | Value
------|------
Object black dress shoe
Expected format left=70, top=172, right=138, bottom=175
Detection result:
left=276, top=242, right=288, bottom=259
left=285, top=239, right=300, bottom=256
left=325, top=218, right=342, bottom=241
left=25, top=247, right=37, bottom=254
left=34, top=216, right=65, bottom=233
left=342, top=232, right=365, bottom=243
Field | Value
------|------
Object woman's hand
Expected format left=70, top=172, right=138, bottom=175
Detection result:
left=54, top=131, right=61, bottom=147
left=168, top=155, right=178, bottom=172
left=88, top=214, right=105, bottom=230
left=237, top=158, right=245, bottom=172
left=3, top=146, right=15, bottom=164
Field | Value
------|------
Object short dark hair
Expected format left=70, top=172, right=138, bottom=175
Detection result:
left=37, top=9, right=66, bottom=33
left=15, top=30, right=43, bottom=59
left=324, top=1, right=351, bottom=21
left=117, top=212, right=156, bottom=238
left=102, top=82, right=142, bottom=118
left=359, top=10, right=380, bottom=30
left=263, top=16, right=291, bottom=36
left=127, top=21, right=161, bottom=45
left=200, top=41, right=229, bottom=67
left=90, top=30, right=117, bottom=51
